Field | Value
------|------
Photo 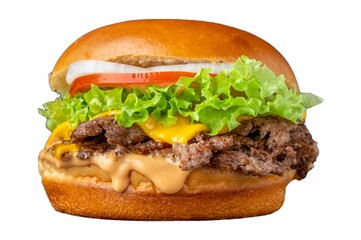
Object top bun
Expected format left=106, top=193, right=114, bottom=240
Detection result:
left=49, top=19, right=298, bottom=94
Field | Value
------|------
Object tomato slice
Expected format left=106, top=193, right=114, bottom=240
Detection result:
left=69, top=72, right=197, bottom=95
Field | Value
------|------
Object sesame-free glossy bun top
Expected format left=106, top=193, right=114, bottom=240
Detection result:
left=49, top=19, right=298, bottom=94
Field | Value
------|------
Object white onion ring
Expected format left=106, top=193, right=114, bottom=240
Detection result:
left=66, top=60, right=233, bottom=85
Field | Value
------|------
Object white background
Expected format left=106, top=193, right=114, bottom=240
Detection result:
left=1, top=0, right=360, bottom=239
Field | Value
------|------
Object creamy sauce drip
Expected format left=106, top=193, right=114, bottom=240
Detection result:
left=39, top=148, right=191, bottom=194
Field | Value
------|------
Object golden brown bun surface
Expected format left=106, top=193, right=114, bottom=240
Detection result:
left=50, top=19, right=298, bottom=94
left=40, top=160, right=295, bottom=220
left=43, top=19, right=299, bottom=220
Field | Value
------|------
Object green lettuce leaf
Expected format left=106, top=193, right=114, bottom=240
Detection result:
left=38, top=56, right=323, bottom=134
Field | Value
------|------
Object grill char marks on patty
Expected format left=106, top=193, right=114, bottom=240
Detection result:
left=174, top=117, right=318, bottom=178
left=69, top=116, right=318, bottom=179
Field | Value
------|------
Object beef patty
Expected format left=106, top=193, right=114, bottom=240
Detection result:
left=69, top=116, right=318, bottom=179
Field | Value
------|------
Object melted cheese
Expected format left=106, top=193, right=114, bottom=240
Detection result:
left=42, top=111, right=254, bottom=194
left=46, top=121, right=74, bottom=148
left=47, top=111, right=209, bottom=146
left=46, top=111, right=254, bottom=148
left=93, top=110, right=208, bottom=144
left=138, top=115, right=208, bottom=144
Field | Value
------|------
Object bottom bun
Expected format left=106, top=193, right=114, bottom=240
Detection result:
left=41, top=161, right=296, bottom=220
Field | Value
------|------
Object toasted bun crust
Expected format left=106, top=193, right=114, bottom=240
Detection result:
left=50, top=19, right=298, bottom=94
left=41, top=161, right=295, bottom=220
left=43, top=19, right=299, bottom=220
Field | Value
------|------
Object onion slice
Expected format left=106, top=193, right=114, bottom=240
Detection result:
left=66, top=60, right=233, bottom=85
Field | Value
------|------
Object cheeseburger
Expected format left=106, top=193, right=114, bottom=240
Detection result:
left=38, top=19, right=322, bottom=220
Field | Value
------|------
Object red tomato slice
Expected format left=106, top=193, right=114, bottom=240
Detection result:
left=69, top=72, right=197, bottom=95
